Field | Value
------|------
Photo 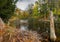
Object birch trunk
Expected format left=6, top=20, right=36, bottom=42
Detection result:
left=50, top=11, right=56, bottom=41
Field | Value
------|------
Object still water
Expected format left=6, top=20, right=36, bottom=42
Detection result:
left=20, top=20, right=28, bottom=31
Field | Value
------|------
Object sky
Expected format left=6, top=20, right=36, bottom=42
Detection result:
left=16, top=0, right=37, bottom=10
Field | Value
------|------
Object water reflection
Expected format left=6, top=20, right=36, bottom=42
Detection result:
left=20, top=25, right=28, bottom=31
left=20, top=20, right=28, bottom=31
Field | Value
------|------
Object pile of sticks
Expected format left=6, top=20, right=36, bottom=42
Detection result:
left=0, top=28, right=41, bottom=42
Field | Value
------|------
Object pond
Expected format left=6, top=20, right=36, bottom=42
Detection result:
left=20, top=20, right=28, bottom=31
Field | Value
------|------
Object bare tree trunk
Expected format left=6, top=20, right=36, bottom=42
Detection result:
left=49, top=11, right=56, bottom=41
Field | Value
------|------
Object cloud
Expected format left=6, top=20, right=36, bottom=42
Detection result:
left=16, top=2, right=28, bottom=10
left=16, top=0, right=37, bottom=10
left=19, top=0, right=37, bottom=2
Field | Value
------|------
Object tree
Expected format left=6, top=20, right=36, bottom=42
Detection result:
left=0, top=0, right=18, bottom=23
left=38, top=0, right=58, bottom=41
left=32, top=1, right=39, bottom=19
left=27, top=3, right=33, bottom=17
